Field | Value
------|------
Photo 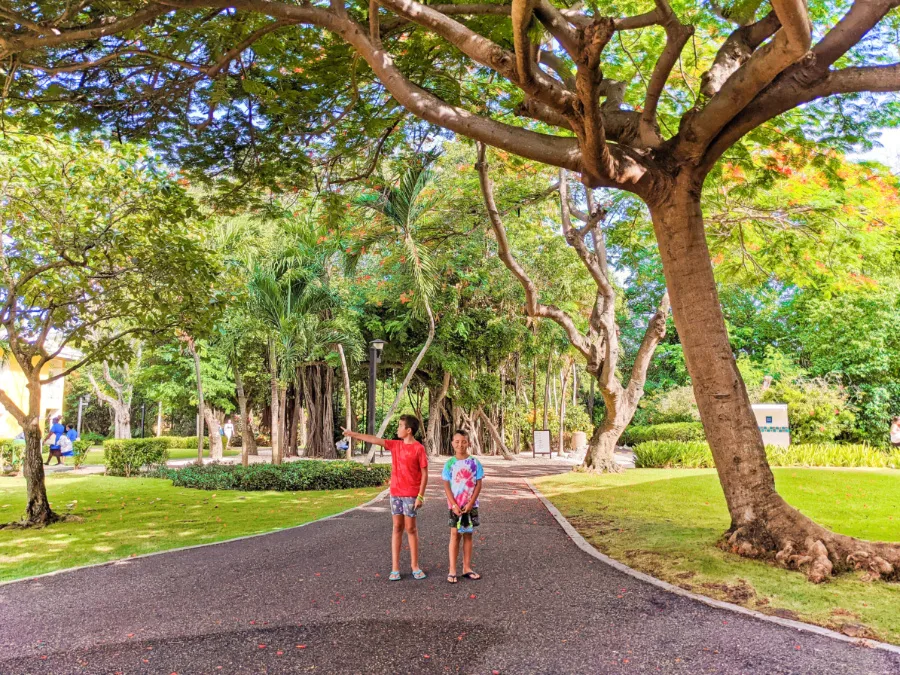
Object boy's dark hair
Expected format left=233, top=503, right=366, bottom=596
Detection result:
left=452, top=430, right=469, bottom=439
left=399, top=414, right=420, bottom=437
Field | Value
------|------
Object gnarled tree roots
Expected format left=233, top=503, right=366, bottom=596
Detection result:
left=721, top=508, right=900, bottom=584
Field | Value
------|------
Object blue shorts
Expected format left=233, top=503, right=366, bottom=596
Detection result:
left=390, top=496, right=418, bottom=518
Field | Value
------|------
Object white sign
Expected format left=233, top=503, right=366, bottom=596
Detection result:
left=533, top=429, right=552, bottom=457
left=752, top=403, right=790, bottom=448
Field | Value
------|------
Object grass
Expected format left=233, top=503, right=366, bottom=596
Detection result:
left=53, top=446, right=241, bottom=466
left=0, top=473, right=383, bottom=582
left=535, top=468, right=900, bottom=645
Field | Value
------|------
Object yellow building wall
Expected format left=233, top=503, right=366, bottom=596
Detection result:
left=0, top=356, right=67, bottom=439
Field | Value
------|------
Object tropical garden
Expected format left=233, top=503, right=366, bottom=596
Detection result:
left=0, top=0, right=899, bottom=643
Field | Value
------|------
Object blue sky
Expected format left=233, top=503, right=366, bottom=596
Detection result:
left=854, top=127, right=900, bottom=173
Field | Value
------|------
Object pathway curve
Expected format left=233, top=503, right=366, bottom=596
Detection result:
left=1, top=459, right=897, bottom=674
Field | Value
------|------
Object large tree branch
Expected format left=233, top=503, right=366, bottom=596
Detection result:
left=0, top=4, right=169, bottom=58
left=678, top=0, right=812, bottom=161
left=533, top=0, right=579, bottom=55
left=0, top=387, right=26, bottom=426
left=701, top=12, right=780, bottom=97
left=812, top=0, right=900, bottom=71
left=476, top=142, right=591, bottom=359
left=641, top=0, right=693, bottom=146
left=87, top=371, right=120, bottom=408
left=701, top=62, right=900, bottom=172
left=559, top=169, right=613, bottom=299
left=625, top=291, right=670, bottom=402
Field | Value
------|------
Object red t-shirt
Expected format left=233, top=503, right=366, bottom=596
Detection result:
left=385, top=439, right=428, bottom=497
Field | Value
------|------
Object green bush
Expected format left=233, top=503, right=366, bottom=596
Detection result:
left=634, top=441, right=714, bottom=468
left=103, top=438, right=170, bottom=476
left=761, top=378, right=855, bottom=443
left=155, top=436, right=210, bottom=449
left=72, top=440, right=92, bottom=468
left=622, top=422, right=706, bottom=446
left=164, top=460, right=391, bottom=492
left=634, top=440, right=900, bottom=469
left=80, top=431, right=107, bottom=445
left=0, top=439, right=24, bottom=473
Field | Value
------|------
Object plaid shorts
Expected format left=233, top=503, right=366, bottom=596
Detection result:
left=390, top=496, right=419, bottom=518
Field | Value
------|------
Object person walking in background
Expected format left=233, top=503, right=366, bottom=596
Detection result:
left=890, top=417, right=900, bottom=448
left=43, top=415, right=65, bottom=465
left=223, top=417, right=234, bottom=448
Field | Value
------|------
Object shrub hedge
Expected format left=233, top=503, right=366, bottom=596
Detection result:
left=621, top=422, right=706, bottom=446
left=634, top=440, right=900, bottom=469
left=0, top=439, right=23, bottom=473
left=104, top=439, right=170, bottom=476
left=72, top=439, right=92, bottom=468
left=163, top=460, right=391, bottom=492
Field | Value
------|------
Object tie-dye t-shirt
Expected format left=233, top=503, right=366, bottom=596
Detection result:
left=441, top=456, right=485, bottom=509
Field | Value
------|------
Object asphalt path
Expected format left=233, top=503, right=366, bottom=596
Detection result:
left=1, top=459, right=897, bottom=674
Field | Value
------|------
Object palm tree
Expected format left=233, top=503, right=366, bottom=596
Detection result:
left=249, top=236, right=360, bottom=461
left=352, top=161, right=440, bottom=462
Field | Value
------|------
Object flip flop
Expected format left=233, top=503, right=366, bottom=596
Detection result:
left=412, top=569, right=427, bottom=580
left=388, top=571, right=401, bottom=581
left=447, top=574, right=458, bottom=584
left=462, top=571, right=481, bottom=580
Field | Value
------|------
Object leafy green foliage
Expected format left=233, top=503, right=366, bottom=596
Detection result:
left=761, top=378, right=856, bottom=443
left=0, top=439, right=24, bottom=474
left=634, top=441, right=900, bottom=469
left=71, top=440, right=92, bottom=468
left=622, top=422, right=706, bottom=446
left=162, top=460, right=390, bottom=491
left=103, top=439, right=170, bottom=477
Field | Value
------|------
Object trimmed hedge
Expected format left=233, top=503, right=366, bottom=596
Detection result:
left=154, top=436, right=210, bottom=449
left=104, top=438, right=170, bottom=477
left=622, top=422, right=706, bottom=445
left=634, top=440, right=900, bottom=469
left=162, top=460, right=391, bottom=492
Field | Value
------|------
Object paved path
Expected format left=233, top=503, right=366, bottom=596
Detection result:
left=1, top=459, right=897, bottom=674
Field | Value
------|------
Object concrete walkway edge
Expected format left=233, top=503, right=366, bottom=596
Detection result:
left=525, top=478, right=900, bottom=657
left=0, top=488, right=390, bottom=589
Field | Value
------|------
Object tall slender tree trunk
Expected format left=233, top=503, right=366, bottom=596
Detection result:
left=649, top=177, right=900, bottom=581
left=542, top=354, right=552, bottom=430
left=268, top=338, right=282, bottom=465
left=476, top=408, right=513, bottom=460
left=287, top=380, right=300, bottom=458
left=426, top=371, right=451, bottom=456
left=366, top=299, right=436, bottom=463
left=186, top=338, right=205, bottom=465
left=156, top=401, right=163, bottom=438
left=558, top=360, right=571, bottom=456
left=234, top=367, right=256, bottom=467
left=513, top=352, right=521, bottom=453
left=337, top=344, right=354, bottom=459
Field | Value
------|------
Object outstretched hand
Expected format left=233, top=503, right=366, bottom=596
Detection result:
left=341, top=427, right=355, bottom=438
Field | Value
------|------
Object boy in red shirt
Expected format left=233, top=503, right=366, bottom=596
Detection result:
left=343, top=415, right=428, bottom=581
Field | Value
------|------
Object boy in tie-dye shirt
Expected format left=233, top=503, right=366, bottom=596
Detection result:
left=441, top=430, right=484, bottom=584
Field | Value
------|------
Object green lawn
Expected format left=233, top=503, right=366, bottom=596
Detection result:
left=59, top=446, right=241, bottom=466
left=535, top=468, right=900, bottom=645
left=0, top=474, right=382, bottom=582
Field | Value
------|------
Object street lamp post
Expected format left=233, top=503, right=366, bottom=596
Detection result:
left=140, top=403, right=146, bottom=438
left=77, top=395, right=90, bottom=436
left=366, top=339, right=386, bottom=455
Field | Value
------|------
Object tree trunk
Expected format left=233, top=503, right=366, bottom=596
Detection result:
left=558, top=360, right=571, bottom=456
left=426, top=371, right=451, bottom=456
left=650, top=178, right=900, bottom=582
left=203, top=404, right=223, bottom=461
left=366, top=299, right=436, bottom=463
left=268, top=338, right=282, bottom=465
left=187, top=339, right=205, bottom=465
left=304, top=363, right=335, bottom=458
left=156, top=401, right=163, bottom=438
left=542, top=354, right=552, bottom=430
left=337, top=344, right=354, bottom=459
left=287, top=380, right=300, bottom=458
left=23, top=409, right=58, bottom=526
left=513, top=352, right=521, bottom=453
left=234, top=367, right=255, bottom=467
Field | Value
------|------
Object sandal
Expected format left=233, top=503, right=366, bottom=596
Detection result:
left=447, top=574, right=458, bottom=584
left=462, top=571, right=481, bottom=580
left=412, top=569, right=427, bottom=580
left=388, top=571, right=402, bottom=581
